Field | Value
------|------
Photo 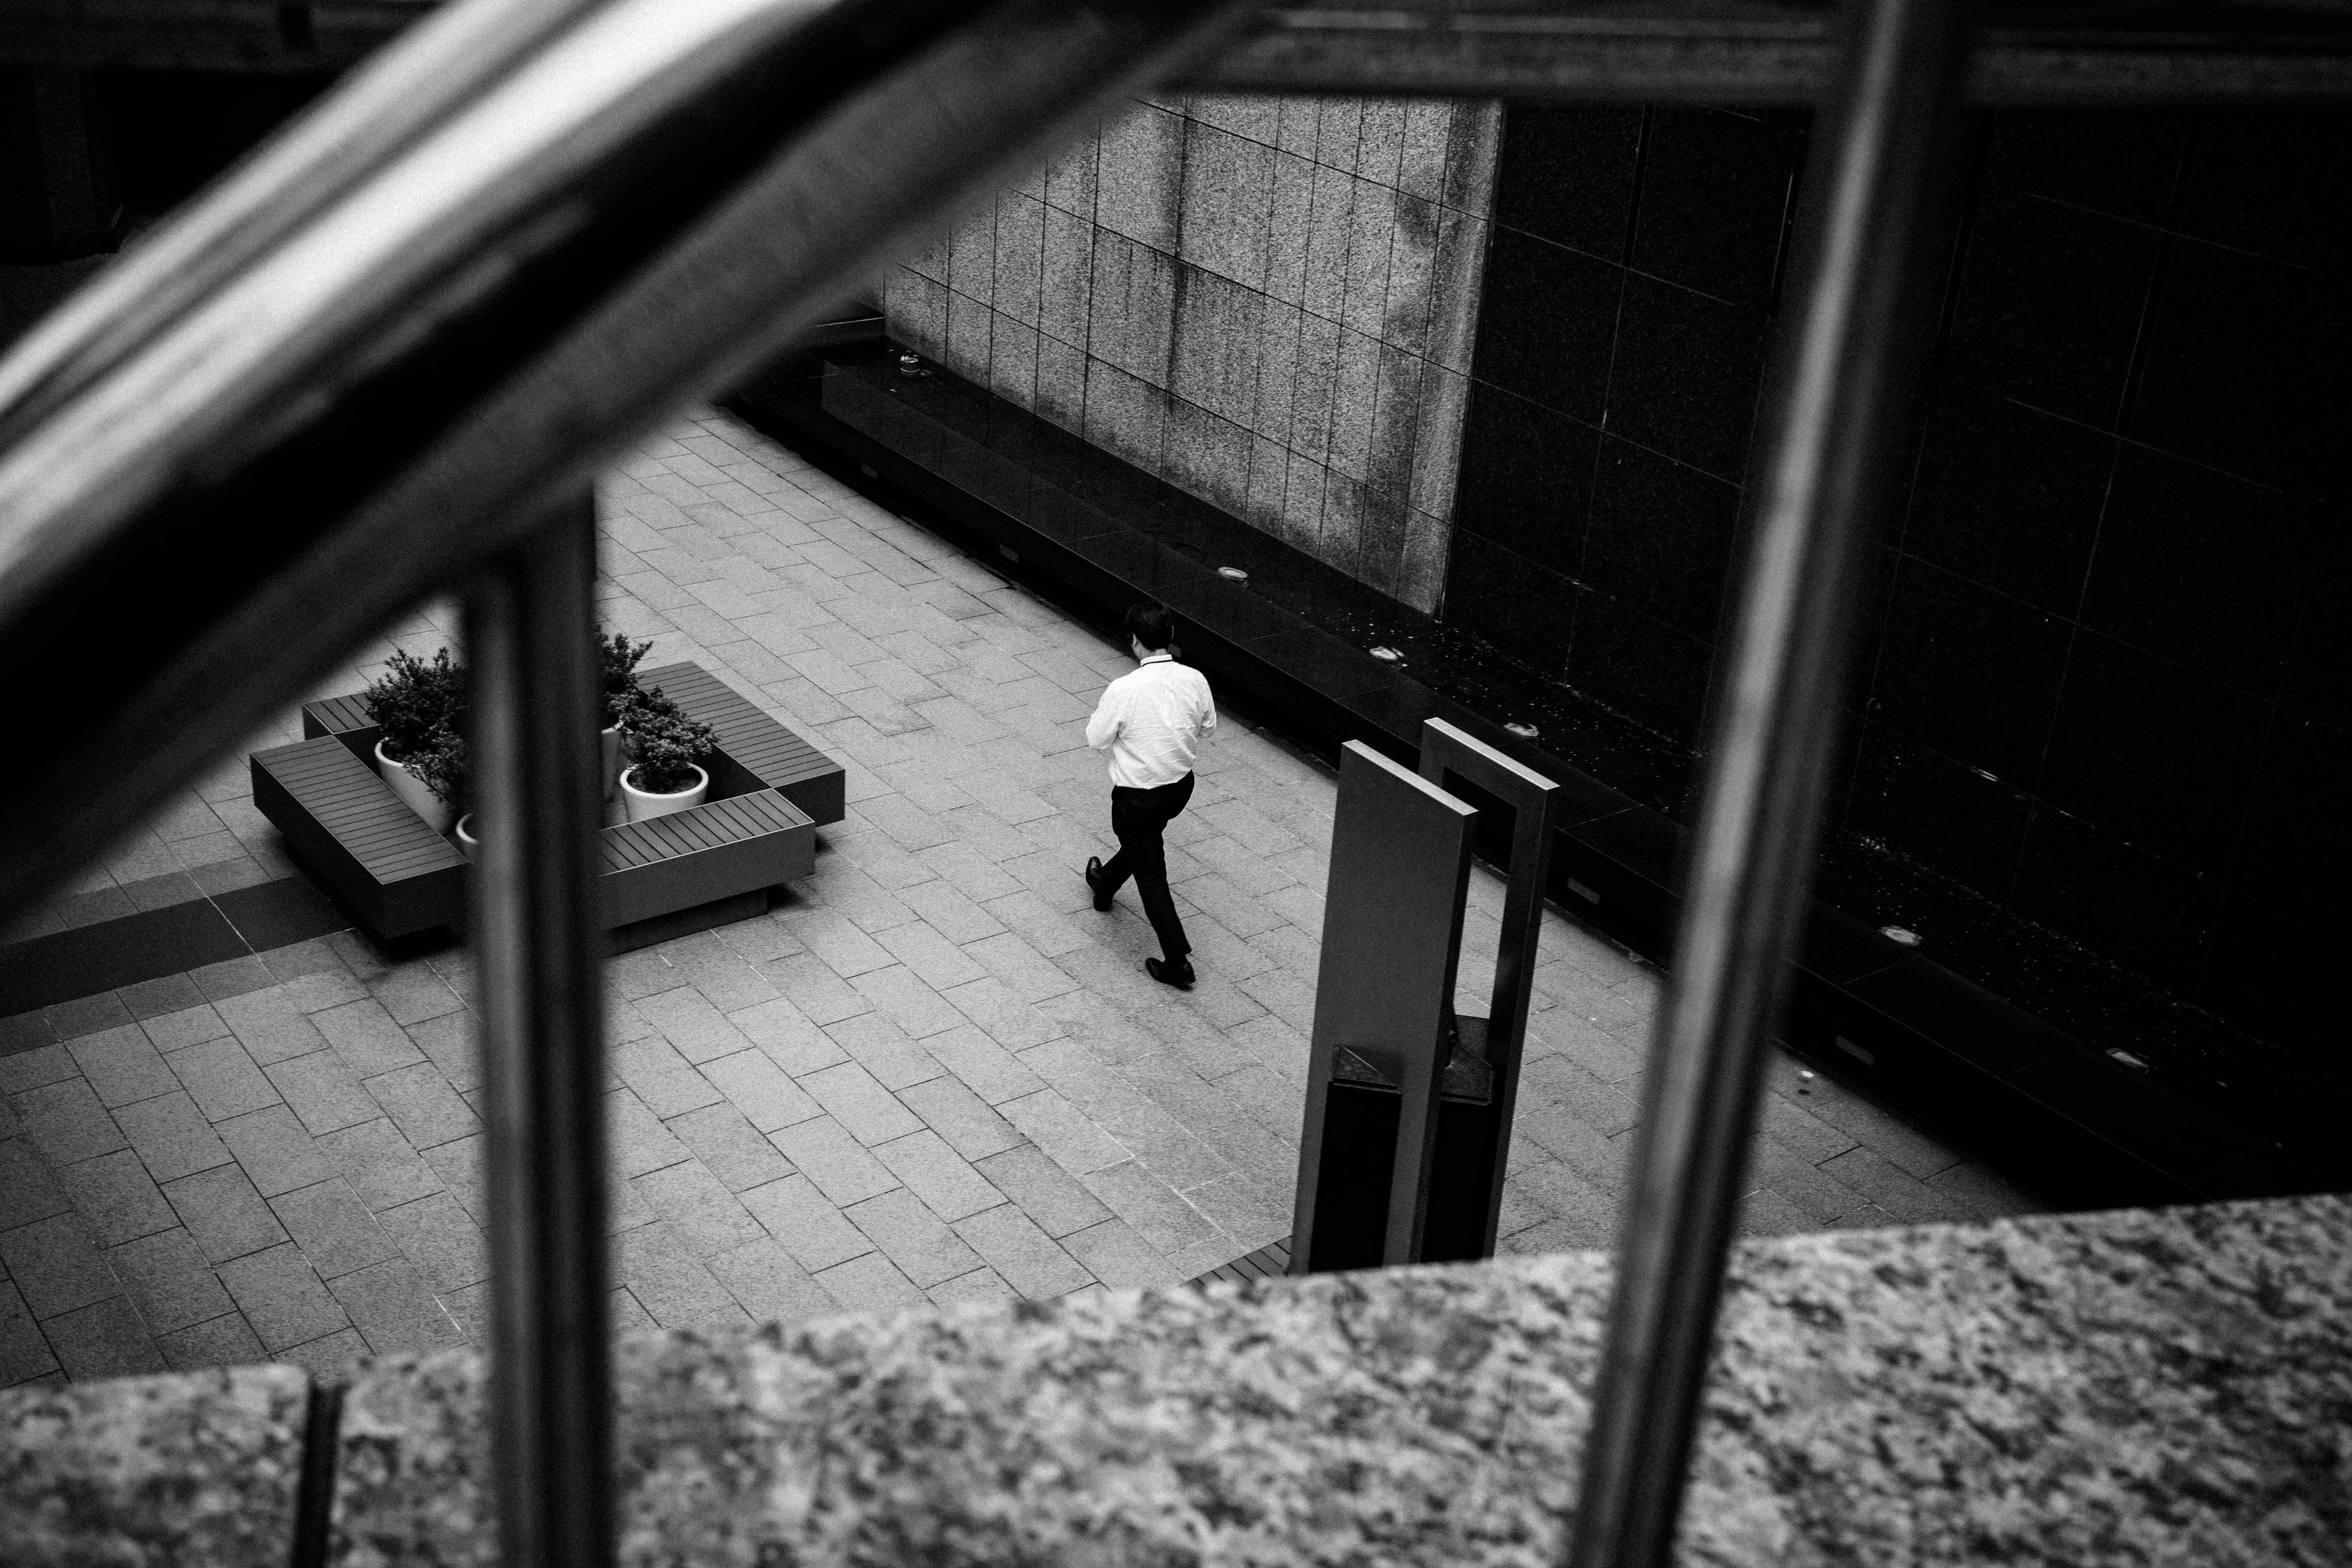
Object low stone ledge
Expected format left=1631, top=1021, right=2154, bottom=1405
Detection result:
left=331, top=1195, right=2352, bottom=1567
left=7, top=1199, right=2346, bottom=1566
left=0, top=1363, right=310, bottom=1564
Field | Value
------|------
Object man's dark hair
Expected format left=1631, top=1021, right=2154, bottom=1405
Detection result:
left=1125, top=600, right=1176, bottom=652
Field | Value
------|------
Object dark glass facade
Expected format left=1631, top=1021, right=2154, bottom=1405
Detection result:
left=1448, top=105, right=2348, bottom=1085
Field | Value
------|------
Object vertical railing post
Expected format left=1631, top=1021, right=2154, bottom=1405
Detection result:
left=1564, top=1, right=1969, bottom=1565
left=466, top=492, right=614, bottom=1568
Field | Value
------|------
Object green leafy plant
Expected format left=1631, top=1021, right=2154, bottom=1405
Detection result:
left=598, top=630, right=655, bottom=726
left=622, top=689, right=716, bottom=796
left=403, top=721, right=469, bottom=809
left=362, top=647, right=465, bottom=763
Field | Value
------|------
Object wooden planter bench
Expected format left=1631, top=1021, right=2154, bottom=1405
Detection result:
left=251, top=662, right=845, bottom=949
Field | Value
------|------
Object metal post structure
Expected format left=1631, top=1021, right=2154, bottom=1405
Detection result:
left=1290, top=742, right=1477, bottom=1272
left=1415, top=718, right=1563, bottom=1262
left=466, top=495, right=614, bottom=1568
left=1564, top=0, right=1969, bottom=1564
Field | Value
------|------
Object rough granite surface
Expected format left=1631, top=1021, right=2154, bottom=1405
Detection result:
left=0, top=1362, right=310, bottom=1564
left=330, top=1195, right=2352, bottom=1567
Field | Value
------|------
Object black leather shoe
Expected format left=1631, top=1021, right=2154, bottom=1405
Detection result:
left=1084, top=856, right=1115, bottom=911
left=1144, top=957, right=1195, bottom=989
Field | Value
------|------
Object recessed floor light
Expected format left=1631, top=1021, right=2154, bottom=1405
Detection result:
left=1217, top=566, right=1249, bottom=582
left=1879, top=925, right=1921, bottom=947
left=1504, top=721, right=1539, bottom=740
left=1370, top=646, right=1403, bottom=663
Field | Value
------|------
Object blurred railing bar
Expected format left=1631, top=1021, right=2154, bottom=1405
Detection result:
left=0, top=0, right=609, bottom=444
left=467, top=496, right=614, bottom=1568
left=13, top=1, right=2352, bottom=101
left=1190, top=5, right=2352, bottom=103
left=1563, top=0, right=1969, bottom=1564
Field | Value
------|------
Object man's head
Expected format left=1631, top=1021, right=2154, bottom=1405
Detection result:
left=1125, top=600, right=1175, bottom=655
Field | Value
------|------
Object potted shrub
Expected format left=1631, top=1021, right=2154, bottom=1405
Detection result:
left=597, top=630, right=654, bottom=801
left=362, top=647, right=464, bottom=833
left=405, top=724, right=477, bottom=856
left=617, top=690, right=717, bottom=822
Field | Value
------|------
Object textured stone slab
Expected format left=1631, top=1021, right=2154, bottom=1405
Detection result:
left=330, top=1195, right=2352, bottom=1567
left=0, top=1363, right=309, bottom=1565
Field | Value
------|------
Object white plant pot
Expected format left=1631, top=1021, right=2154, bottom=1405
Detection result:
left=453, top=814, right=479, bottom=860
left=376, top=741, right=454, bottom=834
left=620, top=763, right=707, bottom=823
left=601, top=725, right=625, bottom=802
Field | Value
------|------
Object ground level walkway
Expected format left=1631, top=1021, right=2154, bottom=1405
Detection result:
left=0, top=410, right=2037, bottom=1387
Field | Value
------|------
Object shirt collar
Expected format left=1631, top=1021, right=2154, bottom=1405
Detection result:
left=1139, top=652, right=1174, bottom=665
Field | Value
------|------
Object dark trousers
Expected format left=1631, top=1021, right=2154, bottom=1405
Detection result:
left=1100, top=772, right=1194, bottom=962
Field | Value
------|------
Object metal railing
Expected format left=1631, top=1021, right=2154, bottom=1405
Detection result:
left=0, top=2, right=2339, bottom=1565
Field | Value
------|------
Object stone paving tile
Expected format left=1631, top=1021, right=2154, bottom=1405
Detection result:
left=0, top=409, right=2039, bottom=1386
left=872, top=1130, right=1003, bottom=1223
left=772, top=1115, right=899, bottom=1207
left=895, top=1077, right=1023, bottom=1163
left=0, top=1044, right=79, bottom=1095
left=46, top=1296, right=166, bottom=1381
left=813, top=1251, right=926, bottom=1315
left=213, top=990, right=327, bottom=1065
left=66, top=1025, right=180, bottom=1109
left=364, top=1062, right=481, bottom=1150
left=159, top=1311, right=267, bottom=1371
left=615, top=1033, right=728, bottom=1120
left=617, top=1221, right=736, bottom=1328
left=405, top=1011, right=480, bottom=1095
left=706, top=1238, right=835, bottom=1327
left=63, top=1149, right=178, bottom=1247
left=843, top=1190, right=981, bottom=1288
left=729, top=992, right=849, bottom=1074
left=15, top=1078, right=127, bottom=1166
left=924, top=1025, right=1047, bottom=1106
left=374, top=1193, right=487, bottom=1295
left=271, top=1178, right=400, bottom=1280
left=666, top=1101, right=797, bottom=1193
left=276, top=1325, right=372, bottom=1381
left=216, top=1243, right=348, bottom=1352
left=632, top=1161, right=767, bottom=1257
left=216, top=1104, right=337, bottom=1199
left=952, top=1204, right=1091, bottom=1297
left=168, top=1036, right=283, bottom=1123
left=1059, top=1216, right=1180, bottom=1290
left=263, top=1049, right=378, bottom=1136
left=1, top=1211, right=123, bottom=1319
left=164, top=1163, right=288, bottom=1265
left=972, top=1145, right=1114, bottom=1239
left=799, top=1062, right=923, bottom=1147
left=331, top=1256, right=466, bottom=1357
left=138, top=1003, right=229, bottom=1054
left=106, top=1227, right=233, bottom=1334
left=740, top=1174, right=873, bottom=1273
left=317, top=1117, right=443, bottom=1212
left=822, top=1012, right=941, bottom=1092
left=0, top=1137, right=69, bottom=1222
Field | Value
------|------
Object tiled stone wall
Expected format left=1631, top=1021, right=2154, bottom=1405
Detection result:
left=884, top=94, right=1501, bottom=614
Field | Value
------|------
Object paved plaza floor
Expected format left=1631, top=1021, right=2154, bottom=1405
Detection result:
left=0, top=409, right=2039, bottom=1388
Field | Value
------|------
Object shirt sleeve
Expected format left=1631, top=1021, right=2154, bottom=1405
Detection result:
left=1085, top=684, right=1123, bottom=752
left=1196, top=676, right=1217, bottom=742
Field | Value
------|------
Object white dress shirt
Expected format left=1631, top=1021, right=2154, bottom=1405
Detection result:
left=1086, top=653, right=1216, bottom=788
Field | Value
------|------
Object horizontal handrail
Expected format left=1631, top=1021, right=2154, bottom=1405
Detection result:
left=0, top=0, right=1248, bottom=924
left=9, top=0, right=2352, bottom=100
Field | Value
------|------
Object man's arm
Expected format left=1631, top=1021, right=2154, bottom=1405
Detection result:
left=1085, top=683, right=1124, bottom=752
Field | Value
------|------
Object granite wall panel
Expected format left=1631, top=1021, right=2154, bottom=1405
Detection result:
left=1442, top=102, right=2346, bottom=1061
left=886, top=96, right=1499, bottom=613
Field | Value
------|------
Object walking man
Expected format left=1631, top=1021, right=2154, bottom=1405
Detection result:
left=1083, top=600, right=1216, bottom=987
